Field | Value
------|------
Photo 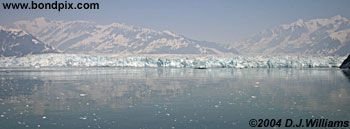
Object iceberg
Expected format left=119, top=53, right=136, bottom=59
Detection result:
left=0, top=54, right=346, bottom=69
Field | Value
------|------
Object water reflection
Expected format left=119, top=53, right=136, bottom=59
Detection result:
left=0, top=68, right=349, bottom=129
left=0, top=78, right=43, bottom=99
left=342, top=70, right=350, bottom=81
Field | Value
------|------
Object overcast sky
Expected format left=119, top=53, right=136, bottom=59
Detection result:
left=1, top=0, right=350, bottom=44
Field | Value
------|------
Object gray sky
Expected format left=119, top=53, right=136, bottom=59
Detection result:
left=1, top=0, right=350, bottom=44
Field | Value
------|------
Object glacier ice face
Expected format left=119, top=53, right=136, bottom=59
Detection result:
left=0, top=54, right=346, bottom=69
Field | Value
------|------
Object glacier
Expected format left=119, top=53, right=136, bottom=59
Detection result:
left=0, top=54, right=346, bottom=69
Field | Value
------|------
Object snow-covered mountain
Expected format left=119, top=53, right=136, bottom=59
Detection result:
left=0, top=26, right=56, bottom=57
left=232, top=15, right=350, bottom=56
left=13, top=17, right=237, bottom=55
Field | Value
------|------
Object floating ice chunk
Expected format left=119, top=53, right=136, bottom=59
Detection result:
left=79, top=94, right=87, bottom=97
left=79, top=116, right=87, bottom=120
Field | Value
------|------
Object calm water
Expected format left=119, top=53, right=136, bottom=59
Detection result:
left=0, top=68, right=349, bottom=129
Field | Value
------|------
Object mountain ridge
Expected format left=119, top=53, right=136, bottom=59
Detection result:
left=2, top=16, right=350, bottom=56
left=0, top=25, right=57, bottom=57
left=13, top=17, right=237, bottom=55
left=231, top=15, right=350, bottom=56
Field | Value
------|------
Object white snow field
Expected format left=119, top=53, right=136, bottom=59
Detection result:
left=0, top=54, right=346, bottom=69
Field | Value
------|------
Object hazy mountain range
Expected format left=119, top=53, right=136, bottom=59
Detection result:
left=0, top=16, right=349, bottom=57
left=12, top=18, right=236, bottom=55
left=0, top=26, right=56, bottom=57
left=231, top=15, right=350, bottom=56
